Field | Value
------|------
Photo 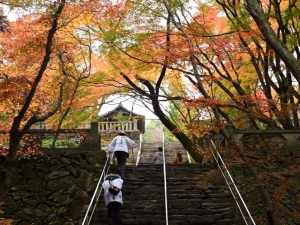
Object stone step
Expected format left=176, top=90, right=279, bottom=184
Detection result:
left=138, top=142, right=190, bottom=164
left=91, top=164, right=239, bottom=225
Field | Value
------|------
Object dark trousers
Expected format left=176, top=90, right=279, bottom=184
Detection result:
left=114, top=151, right=127, bottom=177
left=107, top=201, right=122, bottom=225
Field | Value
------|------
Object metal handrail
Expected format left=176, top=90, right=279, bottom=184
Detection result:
left=136, top=133, right=143, bottom=166
left=162, top=132, right=169, bottom=225
left=81, top=154, right=111, bottom=225
left=210, top=140, right=256, bottom=225
left=186, top=150, right=191, bottom=163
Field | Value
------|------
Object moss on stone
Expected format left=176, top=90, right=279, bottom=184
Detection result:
left=13, top=211, right=31, bottom=221
left=3, top=196, right=14, bottom=206
left=79, top=159, right=89, bottom=170
left=68, top=184, right=79, bottom=198
left=50, top=219, right=67, bottom=225
left=63, top=222, right=75, bottom=225
left=58, top=207, right=67, bottom=218
left=22, top=167, right=38, bottom=179
left=46, top=176, right=76, bottom=191
left=65, top=199, right=82, bottom=220
left=76, top=170, right=93, bottom=190
left=8, top=200, right=23, bottom=212
left=63, top=198, right=73, bottom=205
left=19, top=222, right=30, bottom=225
left=57, top=194, right=69, bottom=205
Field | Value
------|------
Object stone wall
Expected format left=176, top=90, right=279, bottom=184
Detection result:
left=228, top=129, right=300, bottom=150
left=0, top=147, right=106, bottom=225
left=216, top=133, right=300, bottom=225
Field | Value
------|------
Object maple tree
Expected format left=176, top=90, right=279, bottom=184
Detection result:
left=0, top=1, right=68, bottom=202
left=0, top=0, right=108, bottom=202
left=46, top=30, right=101, bottom=147
left=0, top=0, right=298, bottom=223
left=85, top=0, right=300, bottom=224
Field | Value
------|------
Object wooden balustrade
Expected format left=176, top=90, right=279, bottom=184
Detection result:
left=98, top=120, right=138, bottom=132
left=29, top=121, right=139, bottom=132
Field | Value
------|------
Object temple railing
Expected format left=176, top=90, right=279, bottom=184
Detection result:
left=98, top=120, right=138, bottom=132
left=29, top=120, right=140, bottom=133
left=29, top=122, right=91, bottom=130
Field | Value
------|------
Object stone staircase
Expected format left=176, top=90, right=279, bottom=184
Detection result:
left=138, top=141, right=190, bottom=164
left=91, top=163, right=241, bottom=225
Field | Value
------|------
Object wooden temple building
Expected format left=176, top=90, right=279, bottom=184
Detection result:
left=97, top=103, right=146, bottom=140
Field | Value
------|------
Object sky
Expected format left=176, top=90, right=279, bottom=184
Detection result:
left=98, top=96, right=159, bottom=125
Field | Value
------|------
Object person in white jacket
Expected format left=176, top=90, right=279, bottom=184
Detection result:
left=109, top=131, right=135, bottom=178
left=102, top=174, right=123, bottom=225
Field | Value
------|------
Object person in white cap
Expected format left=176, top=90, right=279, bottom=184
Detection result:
left=108, top=131, right=135, bottom=178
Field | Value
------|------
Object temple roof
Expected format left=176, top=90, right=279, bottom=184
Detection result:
left=99, top=103, right=146, bottom=118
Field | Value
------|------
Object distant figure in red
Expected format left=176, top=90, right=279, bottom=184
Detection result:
left=172, top=152, right=183, bottom=164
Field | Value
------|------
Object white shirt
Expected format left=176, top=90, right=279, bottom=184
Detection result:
left=109, top=136, right=135, bottom=154
left=102, top=178, right=123, bottom=206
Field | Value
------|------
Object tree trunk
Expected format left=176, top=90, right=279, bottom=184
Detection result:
left=0, top=1, right=66, bottom=203
left=51, top=107, right=71, bottom=148
left=0, top=148, right=16, bottom=202
left=151, top=97, right=204, bottom=162
left=244, top=0, right=300, bottom=82
left=0, top=131, right=21, bottom=202
left=121, top=71, right=204, bottom=162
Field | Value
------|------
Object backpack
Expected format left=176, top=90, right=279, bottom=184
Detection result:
left=108, top=183, right=121, bottom=195
left=105, top=174, right=121, bottom=196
